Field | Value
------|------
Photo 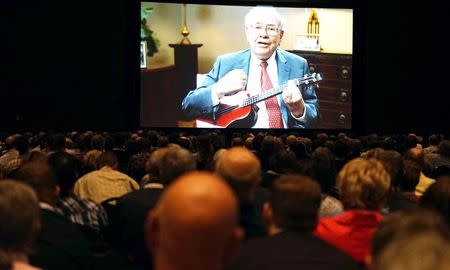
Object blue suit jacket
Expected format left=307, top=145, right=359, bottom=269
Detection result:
left=181, top=48, right=320, bottom=128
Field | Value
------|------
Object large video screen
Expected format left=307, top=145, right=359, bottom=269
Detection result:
left=140, top=1, right=353, bottom=129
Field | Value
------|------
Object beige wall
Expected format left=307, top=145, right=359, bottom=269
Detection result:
left=143, top=3, right=352, bottom=73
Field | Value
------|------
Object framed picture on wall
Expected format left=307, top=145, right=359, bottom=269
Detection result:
left=140, top=41, right=147, bottom=68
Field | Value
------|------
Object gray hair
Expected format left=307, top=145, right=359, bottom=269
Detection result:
left=245, top=6, right=286, bottom=31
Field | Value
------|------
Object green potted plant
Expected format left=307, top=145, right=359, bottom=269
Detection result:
left=141, top=7, right=159, bottom=57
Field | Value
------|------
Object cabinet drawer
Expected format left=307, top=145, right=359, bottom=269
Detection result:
left=289, top=51, right=352, bottom=129
left=318, top=100, right=351, bottom=129
left=308, top=63, right=351, bottom=81
left=316, top=86, right=352, bottom=103
left=319, top=109, right=352, bottom=129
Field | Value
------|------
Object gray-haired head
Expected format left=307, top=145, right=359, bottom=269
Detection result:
left=245, top=6, right=287, bottom=32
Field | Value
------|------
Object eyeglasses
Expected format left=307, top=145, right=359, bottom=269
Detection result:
left=248, top=24, right=281, bottom=36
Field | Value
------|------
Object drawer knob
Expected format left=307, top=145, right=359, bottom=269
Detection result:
left=338, top=113, right=346, bottom=124
left=309, top=65, right=316, bottom=74
left=340, top=89, right=348, bottom=102
left=340, top=66, right=350, bottom=79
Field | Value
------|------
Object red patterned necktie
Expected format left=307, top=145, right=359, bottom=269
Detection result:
left=260, top=61, right=283, bottom=128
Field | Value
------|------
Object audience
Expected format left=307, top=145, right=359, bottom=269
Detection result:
left=215, top=147, right=269, bottom=240
left=145, top=171, right=242, bottom=270
left=0, top=135, right=28, bottom=178
left=426, top=139, right=450, bottom=168
left=228, top=174, right=358, bottom=270
left=1, top=135, right=29, bottom=178
left=403, top=147, right=435, bottom=196
left=74, top=151, right=139, bottom=204
left=387, top=159, right=420, bottom=212
left=48, top=151, right=109, bottom=236
left=370, top=209, right=450, bottom=270
left=81, top=149, right=102, bottom=175
left=370, top=149, right=402, bottom=189
left=116, top=145, right=197, bottom=268
left=261, top=149, right=297, bottom=189
left=419, top=176, right=450, bottom=226
left=127, top=138, right=152, bottom=182
left=194, top=133, right=215, bottom=170
left=310, top=147, right=343, bottom=218
left=423, top=134, right=440, bottom=154
left=426, top=139, right=450, bottom=178
left=46, top=133, right=68, bottom=156
left=0, top=130, right=449, bottom=270
left=0, top=180, right=41, bottom=270
left=314, top=158, right=391, bottom=265
left=0, top=135, right=20, bottom=170
left=14, top=161, right=93, bottom=270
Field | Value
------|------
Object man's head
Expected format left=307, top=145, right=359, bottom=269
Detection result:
left=12, top=134, right=29, bottom=155
left=400, top=160, right=420, bottom=192
left=337, top=158, right=391, bottom=211
left=245, top=6, right=285, bottom=60
left=420, top=176, right=450, bottom=225
left=438, top=140, right=450, bottom=159
left=146, top=171, right=242, bottom=270
left=15, top=161, right=60, bottom=205
left=215, top=147, right=261, bottom=203
left=370, top=209, right=450, bottom=270
left=428, top=134, right=440, bottom=146
left=145, top=147, right=168, bottom=180
left=48, top=151, right=80, bottom=197
left=403, top=147, right=426, bottom=171
left=264, top=174, right=321, bottom=234
left=158, top=145, right=197, bottom=185
left=96, top=151, right=119, bottom=170
left=371, top=149, right=403, bottom=188
left=82, top=149, right=102, bottom=172
left=90, top=134, right=106, bottom=151
left=0, top=180, right=41, bottom=262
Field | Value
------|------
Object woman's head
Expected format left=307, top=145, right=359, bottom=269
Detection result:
left=337, top=158, right=391, bottom=211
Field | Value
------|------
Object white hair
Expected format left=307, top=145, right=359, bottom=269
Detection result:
left=244, top=6, right=286, bottom=31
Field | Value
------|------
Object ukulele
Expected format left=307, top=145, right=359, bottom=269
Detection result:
left=195, top=73, right=322, bottom=128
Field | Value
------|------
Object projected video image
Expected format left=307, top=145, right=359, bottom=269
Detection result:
left=140, top=2, right=353, bottom=129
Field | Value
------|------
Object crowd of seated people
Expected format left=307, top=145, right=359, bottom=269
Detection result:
left=0, top=130, right=449, bottom=270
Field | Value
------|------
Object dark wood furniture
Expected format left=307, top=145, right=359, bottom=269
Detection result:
left=290, top=51, right=352, bottom=129
left=169, top=44, right=203, bottom=121
left=141, top=44, right=203, bottom=128
left=140, top=65, right=177, bottom=127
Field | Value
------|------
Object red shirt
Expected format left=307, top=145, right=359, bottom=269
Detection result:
left=314, top=210, right=383, bottom=264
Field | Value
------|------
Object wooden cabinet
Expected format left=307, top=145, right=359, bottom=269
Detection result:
left=140, top=65, right=178, bottom=127
left=141, top=45, right=203, bottom=128
left=290, top=51, right=352, bottom=129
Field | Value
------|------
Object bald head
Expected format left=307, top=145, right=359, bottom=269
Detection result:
left=156, top=171, right=238, bottom=234
left=215, top=147, right=261, bottom=202
left=147, top=171, right=242, bottom=270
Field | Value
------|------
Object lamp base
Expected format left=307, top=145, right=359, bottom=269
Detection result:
left=180, top=25, right=191, bottom=45
left=180, top=36, right=191, bottom=45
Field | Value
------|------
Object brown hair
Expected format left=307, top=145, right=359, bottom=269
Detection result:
left=270, top=174, right=321, bottom=232
left=0, top=180, right=40, bottom=269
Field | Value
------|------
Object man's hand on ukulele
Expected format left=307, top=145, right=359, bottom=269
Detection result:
left=282, top=80, right=305, bottom=118
left=213, top=69, right=247, bottom=99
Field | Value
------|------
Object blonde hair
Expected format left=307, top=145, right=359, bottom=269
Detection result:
left=337, top=158, right=391, bottom=210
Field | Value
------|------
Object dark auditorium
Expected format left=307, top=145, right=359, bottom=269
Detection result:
left=2, top=1, right=450, bottom=270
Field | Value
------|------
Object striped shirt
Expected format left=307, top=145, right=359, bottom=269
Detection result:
left=56, top=195, right=109, bottom=232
